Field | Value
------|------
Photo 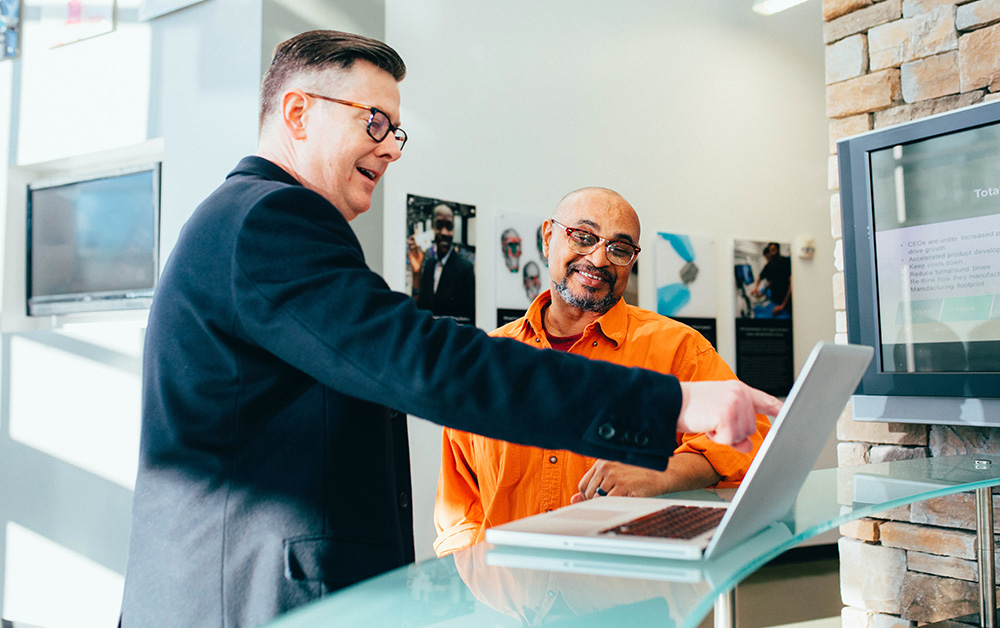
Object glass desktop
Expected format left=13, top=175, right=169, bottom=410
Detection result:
left=264, top=455, right=1000, bottom=628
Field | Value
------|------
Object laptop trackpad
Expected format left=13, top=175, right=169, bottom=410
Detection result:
left=551, top=507, right=633, bottom=522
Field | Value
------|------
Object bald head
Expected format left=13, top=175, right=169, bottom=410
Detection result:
left=552, top=188, right=640, bottom=244
left=432, top=203, right=454, bottom=222
left=544, top=187, right=640, bottom=317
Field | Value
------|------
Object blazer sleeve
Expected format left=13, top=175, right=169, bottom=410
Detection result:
left=670, top=346, right=770, bottom=486
left=231, top=186, right=682, bottom=469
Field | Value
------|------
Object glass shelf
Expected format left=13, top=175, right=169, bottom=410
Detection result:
left=264, top=454, right=1000, bottom=628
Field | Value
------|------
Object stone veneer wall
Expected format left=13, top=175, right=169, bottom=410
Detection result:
left=824, top=0, right=1000, bottom=625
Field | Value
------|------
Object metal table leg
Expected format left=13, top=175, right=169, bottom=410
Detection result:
left=977, top=486, right=996, bottom=628
left=926, top=482, right=997, bottom=628
left=714, top=587, right=736, bottom=628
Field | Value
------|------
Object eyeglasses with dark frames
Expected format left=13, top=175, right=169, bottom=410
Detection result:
left=304, top=93, right=408, bottom=150
left=550, top=219, right=640, bottom=266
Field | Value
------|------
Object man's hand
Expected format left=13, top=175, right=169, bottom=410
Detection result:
left=571, top=453, right=723, bottom=503
left=406, top=235, right=424, bottom=274
left=572, top=460, right=668, bottom=503
left=677, top=381, right=781, bottom=453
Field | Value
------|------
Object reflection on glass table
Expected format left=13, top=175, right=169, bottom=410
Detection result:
left=263, top=455, right=1000, bottom=628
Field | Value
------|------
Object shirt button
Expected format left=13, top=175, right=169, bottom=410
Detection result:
left=398, top=492, right=410, bottom=509
left=592, top=341, right=598, bottom=347
left=636, top=433, right=649, bottom=446
left=598, top=423, right=616, bottom=440
left=549, top=455, right=558, bottom=464
left=535, top=337, right=541, bottom=342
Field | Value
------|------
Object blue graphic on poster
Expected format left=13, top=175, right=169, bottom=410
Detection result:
left=654, top=232, right=716, bottom=317
left=654, top=232, right=717, bottom=347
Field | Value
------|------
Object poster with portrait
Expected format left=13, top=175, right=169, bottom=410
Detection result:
left=1, top=0, right=20, bottom=60
left=733, top=239, right=794, bottom=396
left=406, top=194, right=476, bottom=325
left=654, top=232, right=718, bottom=348
left=41, top=0, right=115, bottom=48
left=495, top=213, right=549, bottom=327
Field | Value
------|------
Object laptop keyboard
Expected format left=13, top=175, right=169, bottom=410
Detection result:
left=600, top=505, right=726, bottom=540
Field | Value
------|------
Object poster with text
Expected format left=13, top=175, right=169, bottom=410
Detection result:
left=406, top=194, right=476, bottom=325
left=496, top=213, right=549, bottom=327
left=654, top=232, right=718, bottom=348
left=734, top=239, right=793, bottom=396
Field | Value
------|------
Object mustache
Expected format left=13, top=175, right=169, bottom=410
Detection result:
left=569, top=262, right=615, bottom=284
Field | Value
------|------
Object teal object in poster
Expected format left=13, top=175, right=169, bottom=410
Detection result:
left=658, top=283, right=690, bottom=316
left=659, top=233, right=695, bottom=262
left=657, top=233, right=696, bottom=316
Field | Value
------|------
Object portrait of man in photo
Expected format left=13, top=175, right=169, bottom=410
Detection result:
left=406, top=195, right=476, bottom=325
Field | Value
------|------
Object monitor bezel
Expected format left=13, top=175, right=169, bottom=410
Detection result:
left=838, top=99, right=1000, bottom=399
left=25, top=161, right=162, bottom=317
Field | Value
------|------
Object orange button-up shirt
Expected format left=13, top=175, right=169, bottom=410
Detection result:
left=433, top=291, right=771, bottom=557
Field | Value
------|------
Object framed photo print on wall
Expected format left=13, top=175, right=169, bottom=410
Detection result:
left=1, top=0, right=21, bottom=60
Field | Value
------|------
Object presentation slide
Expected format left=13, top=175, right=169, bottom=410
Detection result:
left=875, top=212, right=1000, bottom=372
left=868, top=123, right=1000, bottom=373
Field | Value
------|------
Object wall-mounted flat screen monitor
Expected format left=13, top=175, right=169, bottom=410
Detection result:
left=26, top=163, right=161, bottom=316
left=838, top=99, right=1000, bottom=408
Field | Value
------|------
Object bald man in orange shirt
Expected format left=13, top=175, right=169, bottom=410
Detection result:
left=433, top=188, right=772, bottom=557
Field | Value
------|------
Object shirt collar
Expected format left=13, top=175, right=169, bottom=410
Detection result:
left=230, top=156, right=302, bottom=187
left=521, top=290, right=629, bottom=348
left=521, top=291, right=553, bottom=337
left=436, top=246, right=453, bottom=266
left=594, top=296, right=629, bottom=347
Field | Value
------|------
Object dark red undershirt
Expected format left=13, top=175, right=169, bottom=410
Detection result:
left=541, top=305, right=582, bottom=352
left=545, top=331, right=582, bottom=352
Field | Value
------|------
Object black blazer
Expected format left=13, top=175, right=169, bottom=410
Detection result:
left=121, top=157, right=683, bottom=628
left=416, top=248, right=475, bottom=323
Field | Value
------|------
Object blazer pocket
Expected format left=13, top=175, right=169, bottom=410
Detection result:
left=284, top=535, right=402, bottom=586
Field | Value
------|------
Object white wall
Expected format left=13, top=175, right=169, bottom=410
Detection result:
left=0, top=0, right=263, bottom=625
left=0, top=0, right=836, bottom=620
left=382, top=0, right=834, bottom=560
left=0, top=1, right=392, bottom=623
left=14, top=5, right=151, bottom=166
left=262, top=0, right=388, bottom=272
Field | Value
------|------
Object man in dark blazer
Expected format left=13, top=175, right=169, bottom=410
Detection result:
left=120, top=30, right=780, bottom=628
left=413, top=203, right=476, bottom=324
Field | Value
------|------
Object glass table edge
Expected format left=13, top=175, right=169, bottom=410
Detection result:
left=679, top=458, right=1000, bottom=628
left=264, top=454, right=1000, bottom=628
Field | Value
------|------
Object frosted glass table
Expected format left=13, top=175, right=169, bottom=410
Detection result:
left=264, top=455, right=1000, bottom=628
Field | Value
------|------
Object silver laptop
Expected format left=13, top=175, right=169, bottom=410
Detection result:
left=485, top=341, right=874, bottom=560
left=485, top=520, right=793, bottom=583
